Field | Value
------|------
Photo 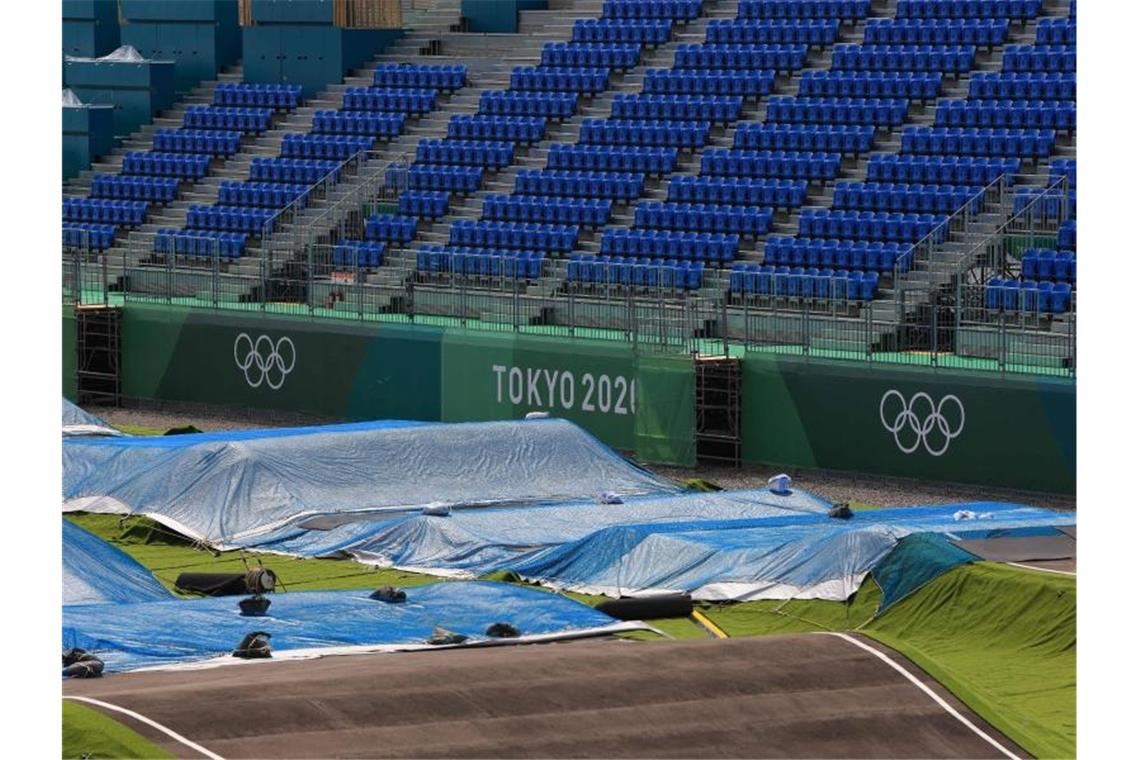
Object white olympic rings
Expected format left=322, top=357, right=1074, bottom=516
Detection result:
left=233, top=333, right=296, bottom=390
left=879, top=389, right=965, bottom=457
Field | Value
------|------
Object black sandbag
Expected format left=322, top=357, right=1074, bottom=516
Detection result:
left=596, top=593, right=693, bottom=621
left=175, top=572, right=249, bottom=596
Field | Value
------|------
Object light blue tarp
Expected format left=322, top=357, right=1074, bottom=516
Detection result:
left=62, top=418, right=678, bottom=545
left=63, top=519, right=171, bottom=605
left=508, top=503, right=1077, bottom=601
left=248, top=488, right=831, bottom=575
left=62, top=399, right=122, bottom=437
left=63, top=581, right=636, bottom=672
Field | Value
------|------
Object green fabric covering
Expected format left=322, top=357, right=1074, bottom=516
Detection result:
left=63, top=700, right=174, bottom=759
left=863, top=563, right=1075, bottom=759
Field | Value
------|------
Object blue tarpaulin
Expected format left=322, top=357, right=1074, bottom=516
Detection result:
left=62, top=398, right=122, bottom=437
left=62, top=418, right=678, bottom=545
left=63, top=518, right=171, bottom=605
left=508, top=503, right=1077, bottom=601
left=63, top=581, right=641, bottom=672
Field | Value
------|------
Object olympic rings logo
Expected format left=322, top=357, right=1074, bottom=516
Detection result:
left=233, top=333, right=296, bottom=390
left=879, top=390, right=965, bottom=457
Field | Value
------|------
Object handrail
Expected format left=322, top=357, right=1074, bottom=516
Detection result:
left=258, top=149, right=370, bottom=243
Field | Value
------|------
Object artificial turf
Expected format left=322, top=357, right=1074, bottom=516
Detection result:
left=62, top=701, right=173, bottom=759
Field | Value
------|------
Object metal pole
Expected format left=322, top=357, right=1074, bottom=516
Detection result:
left=307, top=244, right=314, bottom=316
left=212, top=239, right=219, bottom=309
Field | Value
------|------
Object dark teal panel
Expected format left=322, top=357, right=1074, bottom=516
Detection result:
left=251, top=0, right=335, bottom=24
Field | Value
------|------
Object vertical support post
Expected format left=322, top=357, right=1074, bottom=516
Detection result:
left=212, top=238, right=219, bottom=309
left=307, top=245, right=314, bottom=316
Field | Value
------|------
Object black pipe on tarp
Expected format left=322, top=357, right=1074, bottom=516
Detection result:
left=596, top=593, right=693, bottom=621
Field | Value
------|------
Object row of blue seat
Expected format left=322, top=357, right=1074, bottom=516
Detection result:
left=734, top=124, right=874, bottom=153
left=867, top=156, right=1020, bottom=185
left=217, top=181, right=308, bottom=209
left=969, top=73, right=1075, bottom=101
left=766, top=97, right=909, bottom=126
left=985, top=279, right=1072, bottom=314
left=729, top=265, right=881, bottom=302
left=902, top=127, right=1055, bottom=158
left=418, top=247, right=547, bottom=279
left=213, top=83, right=302, bottom=109
left=603, top=0, right=701, bottom=20
left=186, top=205, right=276, bottom=234
left=737, top=0, right=870, bottom=20
left=1021, top=249, right=1076, bottom=283
left=831, top=45, right=976, bottom=73
left=701, top=149, right=842, bottom=181
left=90, top=175, right=179, bottom=203
left=340, top=87, right=437, bottom=114
left=332, top=240, right=387, bottom=268
left=763, top=238, right=913, bottom=273
left=895, top=0, right=1041, bottom=19
left=705, top=20, right=840, bottom=45
left=249, top=157, right=341, bottom=184
left=407, top=165, right=484, bottom=193
left=572, top=19, right=672, bottom=44
left=509, top=67, right=610, bottom=94
left=1003, top=46, right=1075, bottom=74
left=183, top=106, right=272, bottom=133
left=579, top=119, right=710, bottom=148
left=1050, top=159, right=1076, bottom=189
left=798, top=71, right=940, bottom=99
left=121, top=151, right=211, bottom=180
left=62, top=222, right=116, bottom=250
left=547, top=145, right=677, bottom=174
left=611, top=94, right=743, bottom=122
left=280, top=134, right=373, bottom=160
left=635, top=202, right=773, bottom=236
left=364, top=215, right=418, bottom=244
left=153, top=229, right=246, bottom=259
left=63, top=198, right=147, bottom=226
left=415, top=139, right=515, bottom=168
left=399, top=190, right=451, bottom=219
left=483, top=195, right=612, bottom=227
left=541, top=42, right=641, bottom=69
left=1058, top=219, right=1075, bottom=251
left=479, top=91, right=578, bottom=119
left=643, top=68, right=776, bottom=97
left=833, top=182, right=981, bottom=214
left=447, top=115, right=545, bottom=143
left=601, top=229, right=740, bottom=262
left=934, top=100, right=1075, bottom=130
left=515, top=170, right=645, bottom=200
left=863, top=19, right=1008, bottom=46
left=311, top=110, right=405, bottom=138
left=1013, top=187, right=1075, bottom=220
left=799, top=210, right=948, bottom=243
left=1036, top=18, right=1075, bottom=45
left=153, top=129, right=241, bottom=156
left=672, top=44, right=806, bottom=71
left=667, top=176, right=808, bottom=208
left=449, top=221, right=579, bottom=253
left=372, top=64, right=466, bottom=91
left=567, top=255, right=704, bottom=289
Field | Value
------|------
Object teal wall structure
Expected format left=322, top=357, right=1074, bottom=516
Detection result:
left=119, top=0, right=241, bottom=93
left=63, top=103, right=115, bottom=180
left=63, top=0, right=121, bottom=58
left=462, top=0, right=548, bottom=33
left=63, top=56, right=176, bottom=142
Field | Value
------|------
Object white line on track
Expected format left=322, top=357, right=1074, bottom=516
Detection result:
left=63, top=695, right=225, bottom=760
left=822, top=632, right=1022, bottom=760
left=1005, top=561, right=1077, bottom=577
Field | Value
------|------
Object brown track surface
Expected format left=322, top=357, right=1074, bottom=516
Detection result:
left=64, top=634, right=1025, bottom=759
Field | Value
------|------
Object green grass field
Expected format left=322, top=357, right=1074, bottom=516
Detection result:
left=63, top=701, right=172, bottom=760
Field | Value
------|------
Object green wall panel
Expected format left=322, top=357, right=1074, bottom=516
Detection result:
left=634, top=355, right=695, bottom=466
left=742, top=355, right=1075, bottom=494
left=345, top=323, right=443, bottom=421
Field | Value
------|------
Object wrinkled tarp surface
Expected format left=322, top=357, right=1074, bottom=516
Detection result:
left=62, top=419, right=677, bottom=545
left=63, top=581, right=635, bottom=672
left=62, top=399, right=123, bottom=438
left=509, top=503, right=1076, bottom=601
left=249, top=488, right=831, bottom=574
left=63, top=519, right=171, bottom=605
